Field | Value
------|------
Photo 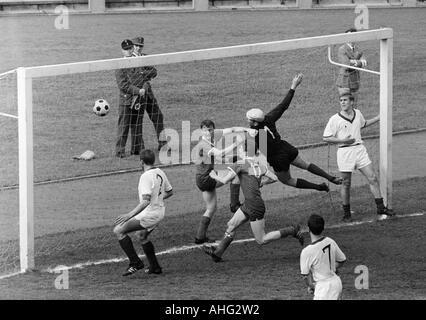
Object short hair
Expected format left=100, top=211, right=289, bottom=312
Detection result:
left=200, top=119, right=215, bottom=129
left=340, top=93, right=355, bottom=101
left=308, top=214, right=325, bottom=235
left=345, top=28, right=358, bottom=33
left=140, top=149, right=155, bottom=165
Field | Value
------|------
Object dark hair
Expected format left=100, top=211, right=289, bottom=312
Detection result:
left=200, top=119, right=215, bottom=129
left=345, top=28, right=358, bottom=33
left=308, top=214, right=325, bottom=235
left=140, top=149, right=155, bottom=165
left=340, top=93, right=355, bottom=101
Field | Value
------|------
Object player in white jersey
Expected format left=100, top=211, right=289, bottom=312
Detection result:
left=300, top=214, right=346, bottom=300
left=113, top=149, right=173, bottom=276
left=323, top=91, right=394, bottom=221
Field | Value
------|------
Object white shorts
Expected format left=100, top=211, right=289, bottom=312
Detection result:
left=337, top=144, right=371, bottom=172
left=134, top=207, right=165, bottom=232
left=314, top=275, right=343, bottom=300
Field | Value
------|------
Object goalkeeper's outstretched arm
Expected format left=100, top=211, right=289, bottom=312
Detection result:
left=265, top=73, right=303, bottom=123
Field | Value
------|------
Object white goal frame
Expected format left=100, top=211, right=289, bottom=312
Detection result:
left=16, top=28, right=393, bottom=272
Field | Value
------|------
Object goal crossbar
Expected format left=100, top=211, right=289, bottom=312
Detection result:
left=15, top=28, right=393, bottom=273
left=24, top=28, right=393, bottom=79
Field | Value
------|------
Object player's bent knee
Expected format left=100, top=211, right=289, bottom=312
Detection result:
left=113, top=225, right=122, bottom=235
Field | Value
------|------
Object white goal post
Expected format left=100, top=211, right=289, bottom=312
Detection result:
left=16, top=28, right=393, bottom=272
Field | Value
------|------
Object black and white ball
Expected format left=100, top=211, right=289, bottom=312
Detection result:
left=93, top=99, right=110, bottom=117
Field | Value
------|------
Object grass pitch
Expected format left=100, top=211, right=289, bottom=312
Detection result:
left=1, top=176, right=425, bottom=299
left=0, top=8, right=425, bottom=299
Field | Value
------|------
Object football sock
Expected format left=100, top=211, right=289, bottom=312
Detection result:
left=307, top=164, right=334, bottom=181
left=296, top=178, right=323, bottom=190
left=196, top=216, right=211, bottom=240
left=375, top=198, right=385, bottom=212
left=343, top=204, right=351, bottom=216
left=214, top=233, right=234, bottom=258
left=142, top=241, right=161, bottom=270
left=229, top=183, right=241, bottom=213
left=119, top=236, right=142, bottom=266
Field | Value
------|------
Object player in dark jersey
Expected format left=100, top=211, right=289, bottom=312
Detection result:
left=194, top=120, right=247, bottom=244
left=245, top=73, right=342, bottom=192
left=203, top=154, right=304, bottom=262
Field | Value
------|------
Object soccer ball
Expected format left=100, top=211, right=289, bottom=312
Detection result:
left=93, top=99, right=110, bottom=117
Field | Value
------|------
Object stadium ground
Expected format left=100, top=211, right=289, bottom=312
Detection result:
left=0, top=176, right=425, bottom=300
left=1, top=130, right=426, bottom=242
left=0, top=131, right=425, bottom=299
left=0, top=8, right=425, bottom=299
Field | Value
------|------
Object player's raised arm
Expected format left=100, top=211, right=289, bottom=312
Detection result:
left=265, top=73, right=303, bottom=123
left=220, top=127, right=253, bottom=136
left=362, top=115, right=380, bottom=128
left=208, top=135, right=244, bottom=158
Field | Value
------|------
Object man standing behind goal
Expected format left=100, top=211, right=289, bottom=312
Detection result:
left=113, top=149, right=173, bottom=276
left=131, top=36, right=167, bottom=152
left=336, top=28, right=368, bottom=108
left=300, top=214, right=346, bottom=300
left=323, top=90, right=394, bottom=221
left=115, top=39, right=146, bottom=158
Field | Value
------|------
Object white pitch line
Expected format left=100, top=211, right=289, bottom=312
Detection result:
left=0, top=112, right=18, bottom=119
left=41, top=211, right=425, bottom=274
left=0, top=271, right=23, bottom=280
left=0, top=211, right=424, bottom=278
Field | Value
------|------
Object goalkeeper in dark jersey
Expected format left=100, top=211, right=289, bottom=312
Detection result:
left=242, top=73, right=342, bottom=196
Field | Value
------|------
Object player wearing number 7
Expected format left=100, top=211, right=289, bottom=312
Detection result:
left=300, top=214, right=346, bottom=300
left=113, top=149, right=173, bottom=276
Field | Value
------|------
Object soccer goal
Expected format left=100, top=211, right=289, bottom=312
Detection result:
left=0, top=28, right=393, bottom=277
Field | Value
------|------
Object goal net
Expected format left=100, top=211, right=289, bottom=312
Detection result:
left=0, top=29, right=393, bottom=277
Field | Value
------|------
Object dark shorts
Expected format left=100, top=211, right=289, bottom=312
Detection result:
left=241, top=201, right=265, bottom=221
left=239, top=175, right=265, bottom=221
left=196, top=174, right=217, bottom=192
left=268, top=140, right=299, bottom=172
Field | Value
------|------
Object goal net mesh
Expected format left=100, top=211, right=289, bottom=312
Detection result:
left=0, top=40, right=384, bottom=277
